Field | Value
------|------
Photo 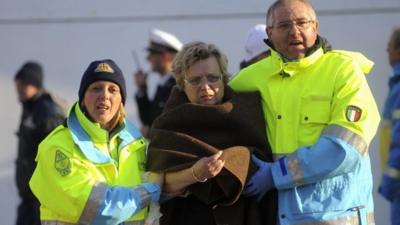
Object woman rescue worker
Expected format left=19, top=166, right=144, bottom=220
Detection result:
left=29, top=59, right=160, bottom=225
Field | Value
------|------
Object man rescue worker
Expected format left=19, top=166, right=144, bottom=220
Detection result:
left=229, top=0, right=380, bottom=224
left=29, top=59, right=160, bottom=225
left=134, top=28, right=183, bottom=138
left=379, top=27, right=400, bottom=225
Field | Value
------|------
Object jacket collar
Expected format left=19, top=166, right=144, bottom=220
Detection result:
left=67, top=102, right=142, bottom=163
left=265, top=35, right=330, bottom=77
left=269, top=46, right=324, bottom=77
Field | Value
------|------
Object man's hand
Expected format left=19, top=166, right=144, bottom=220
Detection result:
left=243, top=154, right=275, bottom=201
left=134, top=70, right=147, bottom=93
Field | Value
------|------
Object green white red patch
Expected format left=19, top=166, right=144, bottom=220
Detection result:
left=346, top=105, right=362, bottom=122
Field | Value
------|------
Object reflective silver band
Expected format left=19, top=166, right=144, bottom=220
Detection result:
left=41, top=221, right=76, bottom=225
left=78, top=182, right=108, bottom=225
left=124, top=221, right=145, bottom=225
left=298, top=212, right=374, bottom=225
left=386, top=167, right=400, bottom=180
left=133, top=186, right=152, bottom=209
left=322, top=125, right=368, bottom=155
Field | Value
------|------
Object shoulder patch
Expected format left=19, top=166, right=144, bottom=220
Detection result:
left=55, top=150, right=71, bottom=176
left=346, top=105, right=362, bottom=122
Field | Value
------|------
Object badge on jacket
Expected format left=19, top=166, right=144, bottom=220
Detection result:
left=346, top=105, right=362, bottom=122
left=55, top=150, right=71, bottom=176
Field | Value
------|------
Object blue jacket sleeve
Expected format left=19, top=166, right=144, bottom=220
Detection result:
left=270, top=134, right=362, bottom=190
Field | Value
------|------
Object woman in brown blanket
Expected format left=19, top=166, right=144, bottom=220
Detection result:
left=146, top=42, right=276, bottom=225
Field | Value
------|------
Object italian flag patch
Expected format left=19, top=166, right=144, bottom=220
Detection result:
left=346, top=105, right=362, bottom=122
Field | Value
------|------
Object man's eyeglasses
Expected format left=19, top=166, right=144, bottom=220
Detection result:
left=271, top=19, right=315, bottom=32
left=184, top=74, right=222, bottom=87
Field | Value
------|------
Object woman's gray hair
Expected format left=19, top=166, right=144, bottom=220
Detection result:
left=266, top=0, right=317, bottom=27
left=172, top=41, right=230, bottom=90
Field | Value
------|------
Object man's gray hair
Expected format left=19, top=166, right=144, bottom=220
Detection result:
left=266, top=0, right=317, bottom=27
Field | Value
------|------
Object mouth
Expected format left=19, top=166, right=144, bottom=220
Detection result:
left=289, top=40, right=303, bottom=46
left=200, top=94, right=214, bottom=101
left=96, top=103, right=110, bottom=112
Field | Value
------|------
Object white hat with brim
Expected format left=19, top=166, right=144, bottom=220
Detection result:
left=147, top=28, right=183, bottom=53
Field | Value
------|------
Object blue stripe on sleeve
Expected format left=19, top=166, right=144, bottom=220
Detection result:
left=279, top=157, right=288, bottom=176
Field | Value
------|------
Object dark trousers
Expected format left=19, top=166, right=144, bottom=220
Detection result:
left=16, top=196, right=40, bottom=225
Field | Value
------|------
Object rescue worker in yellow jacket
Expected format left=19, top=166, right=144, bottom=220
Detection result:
left=229, top=0, right=380, bottom=224
left=29, top=59, right=160, bottom=225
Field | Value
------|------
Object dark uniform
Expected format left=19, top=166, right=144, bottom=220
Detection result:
left=135, top=76, right=175, bottom=126
left=134, top=29, right=182, bottom=134
left=14, top=62, right=65, bottom=225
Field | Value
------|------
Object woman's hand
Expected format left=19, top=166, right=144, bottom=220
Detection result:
left=163, top=151, right=225, bottom=194
left=191, top=151, right=225, bottom=182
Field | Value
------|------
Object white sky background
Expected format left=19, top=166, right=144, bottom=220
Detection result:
left=1, top=0, right=400, bottom=224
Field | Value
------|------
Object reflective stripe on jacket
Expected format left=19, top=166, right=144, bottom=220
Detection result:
left=230, top=47, right=380, bottom=225
left=30, top=102, right=150, bottom=224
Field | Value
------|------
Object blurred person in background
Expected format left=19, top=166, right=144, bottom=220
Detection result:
left=14, top=61, right=65, bottom=225
left=379, top=27, right=400, bottom=225
left=29, top=59, right=160, bottom=225
left=134, top=28, right=183, bottom=138
left=239, top=24, right=271, bottom=70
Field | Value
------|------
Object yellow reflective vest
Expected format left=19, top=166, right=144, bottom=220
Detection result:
left=30, top=103, right=148, bottom=224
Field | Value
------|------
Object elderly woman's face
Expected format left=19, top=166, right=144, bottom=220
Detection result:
left=183, top=57, right=224, bottom=105
left=83, top=80, right=122, bottom=126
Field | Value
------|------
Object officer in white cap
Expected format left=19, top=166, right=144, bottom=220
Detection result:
left=134, top=28, right=183, bottom=138
left=240, top=24, right=271, bottom=69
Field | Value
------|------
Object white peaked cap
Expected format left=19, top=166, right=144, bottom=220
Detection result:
left=148, top=28, right=183, bottom=52
left=244, top=24, right=269, bottom=61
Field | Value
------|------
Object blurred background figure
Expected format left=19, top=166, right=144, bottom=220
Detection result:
left=134, top=28, right=183, bottom=138
left=379, top=27, right=400, bottom=225
left=13, top=61, right=65, bottom=225
left=239, top=24, right=271, bottom=70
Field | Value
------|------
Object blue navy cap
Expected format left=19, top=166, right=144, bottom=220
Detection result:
left=79, top=59, right=126, bottom=104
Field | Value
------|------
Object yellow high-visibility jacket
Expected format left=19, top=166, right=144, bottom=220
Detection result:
left=30, top=102, right=158, bottom=225
left=230, top=47, right=380, bottom=225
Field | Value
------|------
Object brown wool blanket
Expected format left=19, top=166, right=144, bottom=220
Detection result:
left=147, top=86, right=276, bottom=225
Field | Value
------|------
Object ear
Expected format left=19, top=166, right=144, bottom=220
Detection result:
left=266, top=26, right=272, bottom=38
left=314, top=20, right=319, bottom=32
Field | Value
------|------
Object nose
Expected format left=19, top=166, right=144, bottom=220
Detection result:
left=198, top=77, right=212, bottom=89
left=99, top=89, right=110, bottom=100
left=289, top=23, right=301, bottom=35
